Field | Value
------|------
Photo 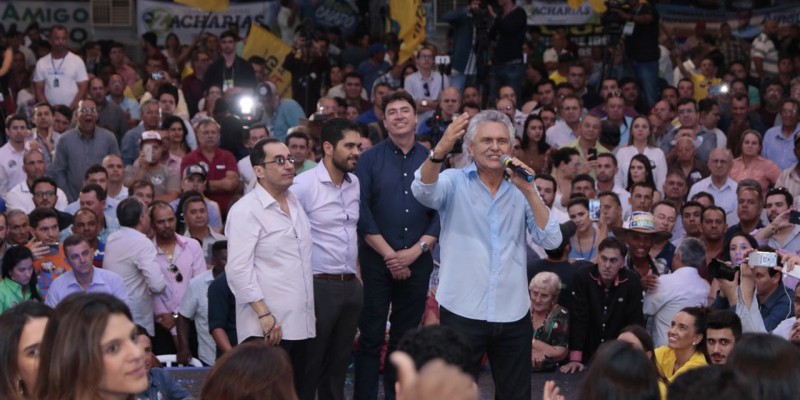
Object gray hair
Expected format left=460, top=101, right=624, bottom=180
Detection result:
left=530, top=271, right=562, bottom=298
left=463, top=110, right=515, bottom=147
left=677, top=237, right=706, bottom=269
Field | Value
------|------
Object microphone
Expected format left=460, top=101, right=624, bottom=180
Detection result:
left=501, top=155, right=534, bottom=182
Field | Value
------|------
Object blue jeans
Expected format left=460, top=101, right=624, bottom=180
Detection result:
left=440, top=306, right=533, bottom=400
left=353, top=247, right=433, bottom=400
left=631, top=59, right=659, bottom=109
left=491, top=62, right=526, bottom=105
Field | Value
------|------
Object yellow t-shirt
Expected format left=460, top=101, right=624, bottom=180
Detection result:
left=654, top=346, right=708, bottom=382
left=690, top=73, right=721, bottom=101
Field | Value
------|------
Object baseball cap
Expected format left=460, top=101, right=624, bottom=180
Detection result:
left=140, top=130, right=163, bottom=146
left=183, top=164, right=207, bottom=180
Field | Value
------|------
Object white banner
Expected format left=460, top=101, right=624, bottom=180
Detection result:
left=137, top=0, right=274, bottom=44
left=0, top=1, right=92, bottom=44
left=519, top=0, right=599, bottom=26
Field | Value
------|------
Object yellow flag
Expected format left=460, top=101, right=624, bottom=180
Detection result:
left=174, top=0, right=229, bottom=12
left=242, top=24, right=293, bottom=98
left=390, top=0, right=426, bottom=64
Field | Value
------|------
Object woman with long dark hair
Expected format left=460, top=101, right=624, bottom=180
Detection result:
left=519, top=114, right=550, bottom=174
left=0, top=246, right=42, bottom=313
left=654, top=306, right=709, bottom=382
left=576, top=340, right=660, bottom=400
left=0, top=301, right=53, bottom=399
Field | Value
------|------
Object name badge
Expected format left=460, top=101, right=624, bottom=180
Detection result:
left=623, top=22, right=635, bottom=36
left=216, top=164, right=225, bottom=170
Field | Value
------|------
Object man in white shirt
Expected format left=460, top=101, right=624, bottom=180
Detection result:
left=102, top=154, right=128, bottom=204
left=0, top=115, right=29, bottom=197
left=545, top=95, right=582, bottom=148
left=237, top=124, right=269, bottom=194
left=643, top=237, right=710, bottom=347
left=4, top=148, right=68, bottom=213
left=687, top=148, right=739, bottom=226
left=290, top=119, right=362, bottom=400
left=226, top=137, right=315, bottom=393
left=32, top=25, right=88, bottom=109
left=181, top=196, right=226, bottom=266
left=404, top=45, right=450, bottom=114
left=104, top=197, right=168, bottom=336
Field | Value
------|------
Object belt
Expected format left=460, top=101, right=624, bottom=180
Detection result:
left=313, top=273, right=356, bottom=281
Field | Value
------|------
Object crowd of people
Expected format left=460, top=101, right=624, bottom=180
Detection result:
left=2, top=0, right=800, bottom=399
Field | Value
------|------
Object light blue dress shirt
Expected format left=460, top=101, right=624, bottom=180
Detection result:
left=44, top=267, right=130, bottom=308
left=411, top=163, right=562, bottom=322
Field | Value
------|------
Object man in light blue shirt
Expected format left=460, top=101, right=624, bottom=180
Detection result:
left=762, top=99, right=800, bottom=170
left=411, top=110, right=561, bottom=400
left=46, top=234, right=129, bottom=308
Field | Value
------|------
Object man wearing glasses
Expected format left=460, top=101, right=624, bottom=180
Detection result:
left=226, top=137, right=315, bottom=395
left=404, top=45, right=450, bottom=114
left=687, top=148, right=738, bottom=225
left=4, top=148, right=68, bottom=213
left=149, top=201, right=206, bottom=355
left=49, top=98, right=120, bottom=202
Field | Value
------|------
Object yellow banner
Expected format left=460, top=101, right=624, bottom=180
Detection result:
left=174, top=0, right=229, bottom=12
left=242, top=24, right=293, bottom=98
left=390, top=0, right=426, bottom=64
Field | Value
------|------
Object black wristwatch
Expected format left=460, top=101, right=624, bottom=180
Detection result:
left=429, top=149, right=445, bottom=163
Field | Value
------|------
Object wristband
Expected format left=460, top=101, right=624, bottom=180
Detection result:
left=258, top=312, right=272, bottom=319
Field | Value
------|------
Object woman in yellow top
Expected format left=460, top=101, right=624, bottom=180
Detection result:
left=654, top=306, right=709, bottom=382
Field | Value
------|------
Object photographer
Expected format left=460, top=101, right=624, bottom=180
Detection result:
left=283, top=29, right=331, bottom=115
left=713, top=238, right=794, bottom=333
left=488, top=0, right=527, bottom=103
left=441, top=0, right=485, bottom=93
left=417, top=87, right=461, bottom=146
left=608, top=0, right=660, bottom=109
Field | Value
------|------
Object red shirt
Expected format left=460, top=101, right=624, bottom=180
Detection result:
left=181, top=148, right=239, bottom=215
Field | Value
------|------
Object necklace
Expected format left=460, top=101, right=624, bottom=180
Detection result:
left=572, top=229, right=596, bottom=260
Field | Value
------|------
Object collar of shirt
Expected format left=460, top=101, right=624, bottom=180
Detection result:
left=64, top=268, right=108, bottom=289
left=314, top=161, right=352, bottom=185
left=761, top=281, right=790, bottom=312
left=153, top=234, right=191, bottom=252
left=590, top=266, right=630, bottom=287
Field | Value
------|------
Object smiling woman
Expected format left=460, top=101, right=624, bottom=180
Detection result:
left=654, top=306, right=709, bottom=382
left=35, top=293, right=148, bottom=400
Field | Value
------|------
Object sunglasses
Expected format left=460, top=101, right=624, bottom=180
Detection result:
left=168, top=264, right=183, bottom=283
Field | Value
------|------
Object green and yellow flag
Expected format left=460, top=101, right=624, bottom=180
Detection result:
left=242, top=24, right=293, bottom=98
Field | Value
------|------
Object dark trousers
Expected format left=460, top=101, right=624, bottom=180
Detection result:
left=440, top=306, right=532, bottom=400
left=353, top=247, right=433, bottom=400
left=300, top=277, right=364, bottom=400
left=243, top=335, right=310, bottom=396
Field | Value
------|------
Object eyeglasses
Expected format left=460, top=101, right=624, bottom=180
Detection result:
left=781, top=108, right=798, bottom=115
left=34, top=191, right=56, bottom=198
left=263, top=155, right=297, bottom=166
left=168, top=264, right=183, bottom=282
left=79, top=107, right=97, bottom=114
left=423, top=82, right=431, bottom=98
left=605, top=90, right=624, bottom=99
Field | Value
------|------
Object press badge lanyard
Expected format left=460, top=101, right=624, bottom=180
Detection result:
left=51, top=55, right=66, bottom=88
left=623, top=3, right=643, bottom=36
left=223, top=64, right=234, bottom=91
